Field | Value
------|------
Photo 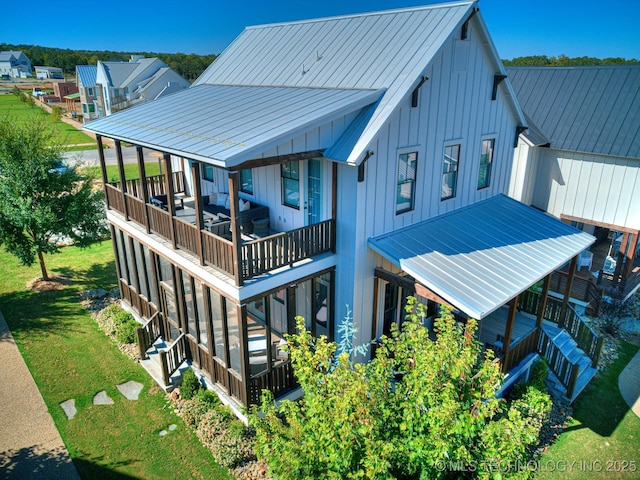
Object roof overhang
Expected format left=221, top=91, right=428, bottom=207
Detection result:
left=84, top=84, right=384, bottom=168
left=368, top=195, right=595, bottom=319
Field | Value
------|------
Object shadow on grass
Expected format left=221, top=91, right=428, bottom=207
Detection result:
left=0, top=444, right=137, bottom=480
left=562, top=341, right=638, bottom=437
left=0, top=259, right=117, bottom=342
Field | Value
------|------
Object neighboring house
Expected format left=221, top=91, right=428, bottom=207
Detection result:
left=35, top=66, right=64, bottom=79
left=95, top=55, right=191, bottom=117
left=53, top=82, right=78, bottom=101
left=85, top=1, right=601, bottom=408
left=508, top=66, right=640, bottom=297
left=0, top=51, right=32, bottom=78
left=76, top=65, right=99, bottom=122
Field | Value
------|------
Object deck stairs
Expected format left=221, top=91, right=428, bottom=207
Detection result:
left=138, top=337, right=189, bottom=392
left=541, top=323, right=598, bottom=403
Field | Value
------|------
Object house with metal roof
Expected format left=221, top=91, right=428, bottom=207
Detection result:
left=0, top=51, right=32, bottom=78
left=35, top=65, right=64, bottom=79
left=95, top=56, right=191, bottom=117
left=508, top=66, right=640, bottom=300
left=85, top=1, right=603, bottom=407
left=76, top=65, right=99, bottom=122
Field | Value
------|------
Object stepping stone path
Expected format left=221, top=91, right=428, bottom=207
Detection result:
left=159, top=424, right=178, bottom=436
left=60, top=399, right=76, bottom=420
left=61, top=380, right=144, bottom=419
left=93, top=390, right=114, bottom=405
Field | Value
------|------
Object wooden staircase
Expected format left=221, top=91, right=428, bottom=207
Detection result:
left=540, top=323, right=598, bottom=403
left=138, top=337, right=189, bottom=391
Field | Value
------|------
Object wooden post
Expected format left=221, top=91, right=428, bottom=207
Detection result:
left=501, top=296, right=518, bottom=371
left=159, top=350, right=170, bottom=386
left=115, top=140, right=129, bottom=219
left=136, top=146, right=151, bottom=233
left=228, top=171, right=243, bottom=286
left=136, top=327, right=148, bottom=360
left=559, top=257, right=577, bottom=328
left=536, top=274, right=551, bottom=327
left=163, top=153, right=177, bottom=249
left=96, top=135, right=110, bottom=209
left=190, top=160, right=205, bottom=265
left=624, top=232, right=639, bottom=279
left=238, top=303, right=250, bottom=406
left=613, top=232, right=629, bottom=286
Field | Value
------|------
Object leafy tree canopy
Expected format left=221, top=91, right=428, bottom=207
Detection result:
left=503, top=54, right=639, bottom=66
left=0, top=117, right=107, bottom=280
left=252, top=298, right=551, bottom=479
left=0, top=43, right=217, bottom=81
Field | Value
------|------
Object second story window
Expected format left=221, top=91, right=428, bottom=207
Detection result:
left=203, top=164, right=215, bottom=182
left=441, top=144, right=460, bottom=200
left=477, top=139, right=494, bottom=189
left=396, top=151, right=418, bottom=214
left=240, top=169, right=253, bottom=194
left=281, top=161, right=300, bottom=209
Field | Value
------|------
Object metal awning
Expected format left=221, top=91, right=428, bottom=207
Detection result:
left=84, top=84, right=383, bottom=168
left=368, top=195, right=595, bottom=319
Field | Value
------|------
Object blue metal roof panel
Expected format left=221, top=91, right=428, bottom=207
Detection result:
left=84, top=84, right=383, bottom=167
left=76, top=65, right=97, bottom=87
left=368, top=195, right=595, bottom=319
left=508, top=65, right=640, bottom=159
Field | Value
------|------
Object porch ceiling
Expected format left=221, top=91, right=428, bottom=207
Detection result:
left=368, top=195, right=595, bottom=320
left=84, top=84, right=384, bottom=168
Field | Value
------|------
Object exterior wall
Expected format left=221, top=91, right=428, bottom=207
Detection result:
left=334, top=21, right=520, bottom=346
left=530, top=148, right=640, bottom=230
left=35, top=67, right=64, bottom=79
left=508, top=138, right=540, bottom=205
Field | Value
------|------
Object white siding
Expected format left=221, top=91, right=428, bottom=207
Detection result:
left=531, top=148, right=640, bottom=230
left=508, top=138, right=540, bottom=205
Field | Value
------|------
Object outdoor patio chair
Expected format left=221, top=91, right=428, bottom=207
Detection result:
left=578, top=250, right=593, bottom=271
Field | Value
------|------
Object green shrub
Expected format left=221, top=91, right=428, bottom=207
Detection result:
left=181, top=390, right=221, bottom=427
left=113, top=309, right=134, bottom=326
left=180, top=368, right=202, bottom=400
left=115, top=320, right=138, bottom=344
left=195, top=389, right=221, bottom=408
left=196, top=407, right=256, bottom=469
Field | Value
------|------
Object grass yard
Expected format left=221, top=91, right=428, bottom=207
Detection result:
left=537, top=341, right=640, bottom=479
left=0, top=242, right=230, bottom=479
left=83, top=162, right=163, bottom=184
left=0, top=93, right=96, bottom=148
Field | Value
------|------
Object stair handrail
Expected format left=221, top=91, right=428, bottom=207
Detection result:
left=537, top=328, right=580, bottom=400
left=565, top=304, right=603, bottom=368
left=159, top=333, right=188, bottom=386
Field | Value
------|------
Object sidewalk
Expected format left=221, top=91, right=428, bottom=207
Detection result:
left=619, top=348, right=640, bottom=418
left=0, top=310, right=80, bottom=480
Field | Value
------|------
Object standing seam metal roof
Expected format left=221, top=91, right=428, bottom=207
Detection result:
left=508, top=66, right=640, bottom=159
left=76, top=65, right=97, bottom=87
left=368, top=195, right=595, bottom=319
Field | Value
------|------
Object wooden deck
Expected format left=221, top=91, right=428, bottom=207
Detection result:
left=477, top=306, right=536, bottom=348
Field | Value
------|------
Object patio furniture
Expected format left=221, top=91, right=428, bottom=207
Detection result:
left=252, top=217, right=269, bottom=236
left=578, top=250, right=593, bottom=271
left=149, top=194, right=184, bottom=211
left=202, top=196, right=269, bottom=233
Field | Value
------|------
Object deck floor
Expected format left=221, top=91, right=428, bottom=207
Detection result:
left=477, top=306, right=537, bottom=348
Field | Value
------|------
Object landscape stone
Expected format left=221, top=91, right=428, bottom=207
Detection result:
left=93, top=390, right=114, bottom=405
left=116, top=380, right=144, bottom=400
left=169, top=424, right=177, bottom=431
left=60, top=399, right=76, bottom=420
left=159, top=429, right=168, bottom=436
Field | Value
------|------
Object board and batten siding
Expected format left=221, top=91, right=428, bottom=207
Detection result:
left=509, top=139, right=541, bottom=206
left=335, top=21, right=520, bottom=346
left=531, top=148, right=640, bottom=230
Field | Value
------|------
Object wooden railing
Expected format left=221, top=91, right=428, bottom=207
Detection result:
left=105, top=183, right=125, bottom=213
left=502, top=328, right=540, bottom=373
left=159, top=333, right=189, bottom=386
left=248, top=361, right=297, bottom=405
left=242, top=219, right=335, bottom=278
left=136, top=311, right=163, bottom=360
left=116, top=172, right=185, bottom=200
left=148, top=204, right=172, bottom=239
left=125, top=194, right=146, bottom=227
left=174, top=217, right=199, bottom=258
left=202, top=230, right=236, bottom=276
left=537, top=329, right=579, bottom=399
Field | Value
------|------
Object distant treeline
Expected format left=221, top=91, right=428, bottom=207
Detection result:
left=503, top=55, right=639, bottom=67
left=0, top=43, right=217, bottom=81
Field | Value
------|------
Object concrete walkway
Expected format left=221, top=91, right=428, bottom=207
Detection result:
left=0, top=310, right=80, bottom=480
left=619, top=348, right=640, bottom=418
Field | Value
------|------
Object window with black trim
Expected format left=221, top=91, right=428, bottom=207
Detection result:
left=281, top=161, right=299, bottom=208
left=441, top=144, right=460, bottom=200
left=240, top=169, right=253, bottom=194
left=396, top=151, right=418, bottom=214
left=203, top=164, right=215, bottom=182
left=477, top=139, right=494, bottom=189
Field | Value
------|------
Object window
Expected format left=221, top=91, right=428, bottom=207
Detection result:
left=281, top=161, right=300, bottom=208
left=87, top=87, right=94, bottom=96
left=203, top=164, right=215, bottom=182
left=396, top=151, right=418, bottom=214
left=441, top=144, right=460, bottom=200
left=477, top=139, right=494, bottom=189
left=240, top=169, right=253, bottom=194
left=181, top=270, right=197, bottom=338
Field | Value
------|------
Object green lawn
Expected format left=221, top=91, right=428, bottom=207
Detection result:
left=0, top=242, right=230, bottom=479
left=537, top=341, right=640, bottom=479
left=0, top=93, right=97, bottom=148
left=83, top=162, right=163, bottom=184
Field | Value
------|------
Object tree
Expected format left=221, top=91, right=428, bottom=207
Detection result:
left=0, top=117, right=106, bottom=280
left=252, top=298, right=551, bottom=479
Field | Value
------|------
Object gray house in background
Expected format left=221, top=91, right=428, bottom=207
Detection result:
left=508, top=66, right=640, bottom=296
left=76, top=65, right=99, bottom=122
left=0, top=51, right=32, bottom=78
left=95, top=56, right=191, bottom=117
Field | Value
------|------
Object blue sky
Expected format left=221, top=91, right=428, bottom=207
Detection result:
left=3, top=0, right=639, bottom=60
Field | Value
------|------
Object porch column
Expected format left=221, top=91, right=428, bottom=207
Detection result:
left=136, top=146, right=151, bottom=233
left=96, top=135, right=110, bottom=210
left=559, top=256, right=577, bottom=328
left=163, top=153, right=177, bottom=249
left=228, top=171, right=243, bottom=286
left=115, top=140, right=129, bottom=220
left=331, top=162, right=338, bottom=253
left=535, top=274, right=551, bottom=328
left=624, top=232, right=639, bottom=279
left=614, top=232, right=629, bottom=285
left=502, top=296, right=518, bottom=366
left=238, top=303, right=251, bottom=407
left=190, top=160, right=206, bottom=265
